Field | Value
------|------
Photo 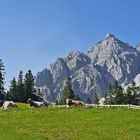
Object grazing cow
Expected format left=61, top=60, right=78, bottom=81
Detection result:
left=28, top=98, right=49, bottom=108
left=66, top=98, right=84, bottom=107
left=1, top=101, right=18, bottom=110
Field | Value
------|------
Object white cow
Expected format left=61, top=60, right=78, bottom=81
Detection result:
left=28, top=98, right=48, bottom=108
left=1, top=101, right=18, bottom=110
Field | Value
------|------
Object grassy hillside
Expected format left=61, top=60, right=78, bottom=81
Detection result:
left=0, top=103, right=139, bottom=140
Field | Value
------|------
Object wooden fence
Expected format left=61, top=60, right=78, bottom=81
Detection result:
left=54, top=104, right=140, bottom=110
left=84, top=104, right=140, bottom=109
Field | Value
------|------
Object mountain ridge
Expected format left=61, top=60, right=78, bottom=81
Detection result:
left=35, top=33, right=140, bottom=102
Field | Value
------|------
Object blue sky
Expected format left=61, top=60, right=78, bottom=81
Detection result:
left=0, top=0, right=140, bottom=89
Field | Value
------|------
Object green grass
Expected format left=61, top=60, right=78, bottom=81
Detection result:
left=0, top=103, right=139, bottom=140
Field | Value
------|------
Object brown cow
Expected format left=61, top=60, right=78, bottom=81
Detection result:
left=66, top=98, right=84, bottom=107
left=1, top=101, right=18, bottom=110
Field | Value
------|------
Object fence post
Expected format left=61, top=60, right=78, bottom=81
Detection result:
left=96, top=104, right=98, bottom=108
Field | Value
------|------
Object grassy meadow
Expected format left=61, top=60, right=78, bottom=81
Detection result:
left=0, top=103, right=139, bottom=140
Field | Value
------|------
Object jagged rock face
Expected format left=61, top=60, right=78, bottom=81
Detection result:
left=50, top=58, right=70, bottom=83
left=71, top=64, right=114, bottom=102
left=88, top=33, right=140, bottom=83
left=35, top=69, right=52, bottom=87
left=136, top=43, right=140, bottom=52
left=65, top=50, right=91, bottom=71
left=133, top=74, right=140, bottom=87
left=35, top=33, right=140, bottom=102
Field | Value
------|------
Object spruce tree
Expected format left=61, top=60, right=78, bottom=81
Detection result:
left=60, top=76, right=75, bottom=104
left=17, top=71, right=25, bottom=102
left=105, top=81, right=124, bottom=104
left=112, top=80, right=124, bottom=104
left=37, top=88, right=43, bottom=98
left=7, top=77, right=18, bottom=101
left=105, top=84, right=114, bottom=104
left=131, top=81, right=139, bottom=105
left=93, top=87, right=99, bottom=104
left=125, top=86, right=133, bottom=104
left=0, top=59, right=5, bottom=100
left=106, top=84, right=114, bottom=104
left=24, top=69, right=34, bottom=102
left=125, top=81, right=140, bottom=105
left=55, top=100, right=59, bottom=105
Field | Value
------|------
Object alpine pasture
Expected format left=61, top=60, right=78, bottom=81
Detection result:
left=0, top=103, right=139, bottom=140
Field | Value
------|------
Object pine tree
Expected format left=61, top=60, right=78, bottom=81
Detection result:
left=105, top=84, right=114, bottom=104
left=60, top=76, right=75, bottom=104
left=37, top=88, right=43, bottom=98
left=112, top=80, right=124, bottom=104
left=6, top=77, right=18, bottom=101
left=0, top=59, right=5, bottom=100
left=24, top=70, right=34, bottom=102
left=17, top=71, right=25, bottom=102
left=131, top=81, right=140, bottom=105
left=125, top=81, right=140, bottom=105
left=105, top=81, right=124, bottom=105
left=125, top=86, right=133, bottom=104
left=93, top=87, right=99, bottom=104
left=55, top=100, right=59, bottom=105
left=105, top=84, right=113, bottom=104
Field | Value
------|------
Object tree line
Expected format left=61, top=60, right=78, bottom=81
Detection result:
left=0, top=59, right=140, bottom=105
left=0, top=59, right=99, bottom=104
left=0, top=59, right=39, bottom=103
left=105, top=80, right=140, bottom=105
left=6, top=70, right=36, bottom=103
left=56, top=77, right=140, bottom=105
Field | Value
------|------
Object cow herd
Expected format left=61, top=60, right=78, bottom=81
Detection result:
left=1, top=98, right=84, bottom=110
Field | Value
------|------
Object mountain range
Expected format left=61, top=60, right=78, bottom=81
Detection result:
left=35, top=33, right=140, bottom=102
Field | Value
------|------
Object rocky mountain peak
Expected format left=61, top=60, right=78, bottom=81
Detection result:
left=88, top=33, right=139, bottom=83
left=35, top=33, right=140, bottom=102
left=66, top=50, right=81, bottom=58
left=88, top=33, right=134, bottom=56
left=65, top=50, right=90, bottom=71
left=102, top=33, right=133, bottom=49
left=105, top=32, right=115, bottom=39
